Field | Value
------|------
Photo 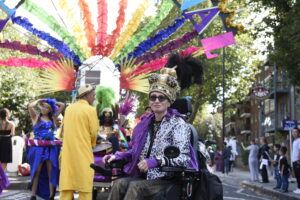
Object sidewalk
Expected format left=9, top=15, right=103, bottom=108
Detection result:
left=215, top=168, right=300, bottom=200
left=6, top=173, right=30, bottom=190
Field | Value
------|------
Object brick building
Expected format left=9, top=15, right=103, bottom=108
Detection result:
left=225, top=62, right=300, bottom=166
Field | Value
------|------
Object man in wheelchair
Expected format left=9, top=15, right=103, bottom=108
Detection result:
left=91, top=54, right=207, bottom=199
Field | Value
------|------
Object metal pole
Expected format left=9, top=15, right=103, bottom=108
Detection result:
left=222, top=48, right=226, bottom=145
left=290, top=129, right=293, bottom=167
left=274, top=61, right=278, bottom=136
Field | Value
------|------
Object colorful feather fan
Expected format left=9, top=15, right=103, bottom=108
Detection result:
left=35, top=58, right=77, bottom=95
left=119, top=57, right=150, bottom=93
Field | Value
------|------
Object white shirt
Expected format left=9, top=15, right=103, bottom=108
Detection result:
left=292, top=138, right=300, bottom=162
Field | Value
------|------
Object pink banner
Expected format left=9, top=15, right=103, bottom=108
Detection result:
left=133, top=46, right=202, bottom=75
left=201, top=32, right=236, bottom=59
left=0, top=57, right=55, bottom=69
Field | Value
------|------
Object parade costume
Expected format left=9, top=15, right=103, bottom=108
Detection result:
left=27, top=99, right=60, bottom=200
left=108, top=53, right=203, bottom=199
left=59, top=91, right=99, bottom=199
left=93, top=86, right=122, bottom=182
left=0, top=164, right=9, bottom=195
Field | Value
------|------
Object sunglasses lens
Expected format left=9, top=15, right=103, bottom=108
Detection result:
left=158, top=96, right=167, bottom=102
left=150, top=95, right=167, bottom=102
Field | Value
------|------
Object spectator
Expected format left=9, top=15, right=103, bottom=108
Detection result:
left=241, top=140, right=259, bottom=182
left=214, top=147, right=223, bottom=172
left=140, top=106, right=153, bottom=121
left=292, top=128, right=300, bottom=194
left=222, top=143, right=232, bottom=176
left=258, top=137, right=270, bottom=183
left=279, top=146, right=290, bottom=193
left=59, top=84, right=99, bottom=200
left=0, top=108, right=15, bottom=171
left=228, top=137, right=238, bottom=171
left=271, top=144, right=281, bottom=189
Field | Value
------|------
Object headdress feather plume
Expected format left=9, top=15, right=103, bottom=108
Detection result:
left=36, top=58, right=76, bottom=95
left=120, top=57, right=150, bottom=93
left=165, top=54, right=203, bottom=90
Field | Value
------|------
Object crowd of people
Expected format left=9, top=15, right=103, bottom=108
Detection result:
left=0, top=53, right=205, bottom=200
left=211, top=138, right=238, bottom=176
left=240, top=130, right=300, bottom=194
left=204, top=131, right=300, bottom=195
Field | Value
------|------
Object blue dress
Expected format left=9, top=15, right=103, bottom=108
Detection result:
left=27, top=120, right=60, bottom=199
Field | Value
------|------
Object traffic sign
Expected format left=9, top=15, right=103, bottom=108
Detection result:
left=282, top=120, right=298, bottom=131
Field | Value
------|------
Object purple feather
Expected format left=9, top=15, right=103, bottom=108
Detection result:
left=118, top=94, right=137, bottom=116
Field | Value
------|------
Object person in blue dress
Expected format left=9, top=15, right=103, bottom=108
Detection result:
left=28, top=98, right=64, bottom=200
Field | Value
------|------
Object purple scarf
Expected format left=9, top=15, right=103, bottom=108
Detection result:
left=115, top=108, right=199, bottom=177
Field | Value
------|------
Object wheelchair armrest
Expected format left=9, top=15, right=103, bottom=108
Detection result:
left=184, top=168, right=197, bottom=173
left=161, top=166, right=185, bottom=173
left=108, top=159, right=128, bottom=168
left=90, top=160, right=128, bottom=177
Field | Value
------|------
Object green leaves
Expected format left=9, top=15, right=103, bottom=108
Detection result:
left=0, top=66, right=39, bottom=133
left=275, top=3, right=300, bottom=86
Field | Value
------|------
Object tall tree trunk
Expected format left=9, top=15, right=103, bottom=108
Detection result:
left=188, top=88, right=203, bottom=124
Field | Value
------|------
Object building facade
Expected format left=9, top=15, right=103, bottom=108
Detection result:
left=225, top=62, right=300, bottom=166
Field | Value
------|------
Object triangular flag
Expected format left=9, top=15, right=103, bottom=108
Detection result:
left=0, top=18, right=9, bottom=32
left=183, top=7, right=220, bottom=34
left=201, top=31, right=236, bottom=59
left=181, top=0, right=206, bottom=11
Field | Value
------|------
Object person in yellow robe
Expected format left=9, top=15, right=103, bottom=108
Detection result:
left=59, top=84, right=99, bottom=200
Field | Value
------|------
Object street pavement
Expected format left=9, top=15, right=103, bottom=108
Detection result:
left=2, top=168, right=300, bottom=200
left=215, top=170, right=271, bottom=200
left=216, top=168, right=300, bottom=200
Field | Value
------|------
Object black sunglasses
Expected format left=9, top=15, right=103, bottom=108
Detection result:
left=149, top=95, right=168, bottom=102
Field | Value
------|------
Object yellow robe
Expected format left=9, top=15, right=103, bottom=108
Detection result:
left=59, top=99, right=99, bottom=192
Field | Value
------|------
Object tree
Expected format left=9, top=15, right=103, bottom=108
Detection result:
left=0, top=17, right=70, bottom=133
left=274, top=3, right=300, bottom=86
left=134, top=0, right=259, bottom=127
left=195, top=105, right=222, bottom=140
left=0, top=66, right=39, bottom=134
left=251, top=0, right=300, bottom=86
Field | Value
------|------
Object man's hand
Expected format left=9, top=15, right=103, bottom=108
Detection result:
left=102, top=155, right=116, bottom=164
left=137, top=159, right=149, bottom=172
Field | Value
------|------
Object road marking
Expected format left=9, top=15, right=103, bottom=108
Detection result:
left=224, top=197, right=245, bottom=200
left=237, top=188, right=244, bottom=193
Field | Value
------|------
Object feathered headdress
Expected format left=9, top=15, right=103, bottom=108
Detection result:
left=119, top=57, right=150, bottom=93
left=118, top=93, right=137, bottom=116
left=95, top=85, right=117, bottom=116
left=148, top=53, right=203, bottom=103
left=41, top=98, right=57, bottom=115
left=165, top=54, right=203, bottom=89
left=36, top=59, right=77, bottom=95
